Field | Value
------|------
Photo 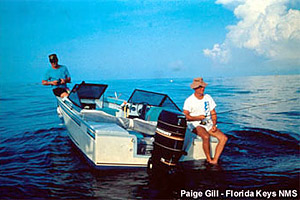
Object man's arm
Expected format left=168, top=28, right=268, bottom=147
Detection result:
left=66, top=77, right=71, bottom=83
left=183, top=110, right=206, bottom=121
left=62, top=66, right=71, bottom=84
left=59, top=77, right=71, bottom=84
left=42, top=80, right=58, bottom=86
left=210, top=109, right=218, bottom=132
left=210, top=109, right=217, bottom=125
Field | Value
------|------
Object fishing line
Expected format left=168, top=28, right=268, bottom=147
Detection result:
left=216, top=97, right=299, bottom=115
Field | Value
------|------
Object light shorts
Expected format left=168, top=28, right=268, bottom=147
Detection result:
left=187, top=120, right=213, bottom=132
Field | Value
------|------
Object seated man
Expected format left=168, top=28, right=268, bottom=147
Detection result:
left=183, top=77, right=227, bottom=165
left=42, top=54, right=71, bottom=98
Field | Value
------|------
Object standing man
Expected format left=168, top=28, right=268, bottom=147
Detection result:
left=42, top=54, right=71, bottom=98
left=183, top=77, right=227, bottom=165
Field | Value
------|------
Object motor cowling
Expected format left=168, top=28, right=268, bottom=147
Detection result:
left=149, top=110, right=187, bottom=171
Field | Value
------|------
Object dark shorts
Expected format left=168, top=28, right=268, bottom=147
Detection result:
left=52, top=88, right=68, bottom=97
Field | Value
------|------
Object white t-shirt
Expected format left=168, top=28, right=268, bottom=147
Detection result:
left=183, top=94, right=216, bottom=120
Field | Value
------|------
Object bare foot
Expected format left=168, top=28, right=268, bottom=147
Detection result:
left=209, top=160, right=218, bottom=165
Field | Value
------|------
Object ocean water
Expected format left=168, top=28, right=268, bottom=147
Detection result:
left=0, top=75, right=299, bottom=199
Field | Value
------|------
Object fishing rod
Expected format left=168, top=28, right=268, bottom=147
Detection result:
left=216, top=97, right=299, bottom=115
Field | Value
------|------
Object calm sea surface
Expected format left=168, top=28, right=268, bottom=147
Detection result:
left=0, top=75, right=299, bottom=199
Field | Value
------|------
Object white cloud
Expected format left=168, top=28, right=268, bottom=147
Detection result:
left=204, top=0, right=300, bottom=64
left=203, top=43, right=230, bottom=63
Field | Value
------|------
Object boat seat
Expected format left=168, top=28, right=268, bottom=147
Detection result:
left=89, top=122, right=130, bottom=136
left=129, top=131, right=144, bottom=139
left=99, top=107, right=119, bottom=116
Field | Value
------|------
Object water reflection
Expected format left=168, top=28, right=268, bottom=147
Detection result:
left=0, top=75, right=299, bottom=199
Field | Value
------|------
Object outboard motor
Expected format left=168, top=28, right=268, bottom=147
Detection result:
left=148, top=110, right=187, bottom=174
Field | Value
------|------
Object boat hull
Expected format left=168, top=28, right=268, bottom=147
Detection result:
left=57, top=97, right=217, bottom=169
left=57, top=98, right=150, bottom=168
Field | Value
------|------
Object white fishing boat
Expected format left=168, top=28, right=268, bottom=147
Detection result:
left=57, top=82, right=218, bottom=169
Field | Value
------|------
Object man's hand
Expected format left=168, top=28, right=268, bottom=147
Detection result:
left=211, top=125, right=217, bottom=132
left=197, top=115, right=206, bottom=121
left=51, top=80, right=59, bottom=86
left=60, top=78, right=66, bottom=84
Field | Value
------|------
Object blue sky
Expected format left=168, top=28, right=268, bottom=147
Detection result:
left=0, top=0, right=299, bottom=83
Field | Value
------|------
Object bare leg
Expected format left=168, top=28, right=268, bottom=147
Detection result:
left=60, top=92, right=69, bottom=98
left=194, top=126, right=212, bottom=162
left=208, top=128, right=227, bottom=164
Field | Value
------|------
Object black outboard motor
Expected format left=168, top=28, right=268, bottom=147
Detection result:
left=148, top=110, right=187, bottom=174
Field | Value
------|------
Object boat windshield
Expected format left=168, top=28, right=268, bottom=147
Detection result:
left=127, top=89, right=180, bottom=111
left=68, top=82, right=108, bottom=108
